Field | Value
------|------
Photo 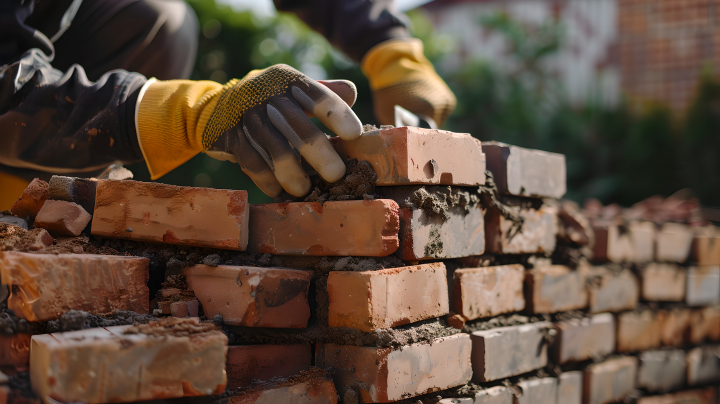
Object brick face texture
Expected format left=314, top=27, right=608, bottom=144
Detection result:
left=183, top=264, right=312, bottom=328
left=327, top=262, right=448, bottom=331
left=92, top=180, right=249, bottom=250
left=0, top=251, right=149, bottom=321
left=452, top=265, right=525, bottom=320
left=248, top=200, right=399, bottom=256
left=29, top=318, right=228, bottom=403
left=330, top=126, right=486, bottom=186
left=525, top=265, right=588, bottom=313
left=583, top=357, right=638, bottom=404
left=316, top=334, right=472, bottom=402
left=553, top=314, right=615, bottom=364
left=482, top=142, right=566, bottom=198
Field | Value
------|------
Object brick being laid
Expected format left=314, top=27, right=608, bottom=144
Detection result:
left=328, top=262, right=448, bottom=332
left=485, top=205, right=557, bottom=254
left=316, top=334, right=472, bottom=403
left=183, top=264, right=312, bottom=328
left=640, top=263, right=686, bottom=302
left=525, top=265, right=588, bottom=314
left=586, top=265, right=639, bottom=313
left=583, top=357, right=638, bottom=404
left=29, top=318, right=228, bottom=404
left=91, top=179, right=249, bottom=250
left=452, top=264, right=525, bottom=321
left=0, top=251, right=149, bottom=322
left=226, top=344, right=311, bottom=389
left=247, top=200, right=399, bottom=256
left=553, top=313, right=615, bottom=364
left=330, top=126, right=486, bottom=186
left=470, top=321, right=551, bottom=382
left=482, top=142, right=566, bottom=198
left=616, top=310, right=662, bottom=353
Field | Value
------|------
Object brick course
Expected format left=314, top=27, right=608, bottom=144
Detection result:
left=452, top=264, right=525, bottom=320
left=525, top=265, right=588, bottom=313
left=485, top=206, right=557, bottom=254
left=553, top=314, right=615, bottom=364
left=583, top=357, right=638, bottom=404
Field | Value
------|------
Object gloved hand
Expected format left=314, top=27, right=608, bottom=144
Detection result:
left=136, top=64, right=363, bottom=197
left=362, top=38, right=456, bottom=127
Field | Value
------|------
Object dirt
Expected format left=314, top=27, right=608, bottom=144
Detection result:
left=0, top=223, right=51, bottom=252
left=304, top=159, right=378, bottom=204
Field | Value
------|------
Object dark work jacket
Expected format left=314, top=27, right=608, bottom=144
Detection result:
left=0, top=0, right=409, bottom=181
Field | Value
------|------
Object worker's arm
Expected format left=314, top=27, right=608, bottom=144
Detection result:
left=274, top=0, right=456, bottom=126
left=0, top=49, right=147, bottom=173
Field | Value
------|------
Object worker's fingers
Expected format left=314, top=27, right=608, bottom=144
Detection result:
left=222, top=127, right=283, bottom=197
left=317, top=80, right=357, bottom=107
left=267, top=96, right=346, bottom=183
left=291, top=80, right=362, bottom=141
left=242, top=109, right=311, bottom=197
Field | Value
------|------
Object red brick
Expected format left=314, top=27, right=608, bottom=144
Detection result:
left=586, top=266, right=639, bottom=313
left=687, top=345, right=720, bottom=386
left=592, top=221, right=656, bottom=263
left=183, top=264, right=312, bottom=328
left=583, top=357, right=638, bottom=404
left=689, top=306, right=720, bottom=344
left=637, top=388, right=716, bottom=404
left=331, top=126, right=486, bottom=186
left=398, top=204, right=485, bottom=260
left=170, top=299, right=199, bottom=318
left=636, top=349, right=686, bottom=393
left=525, top=265, right=588, bottom=314
left=29, top=318, right=227, bottom=403
left=686, top=266, right=720, bottom=306
left=48, top=176, right=97, bottom=214
left=33, top=200, right=91, bottom=237
left=248, top=200, right=399, bottom=256
left=485, top=205, right=557, bottom=254
left=316, top=334, right=472, bottom=403
left=223, top=368, right=337, bottom=404
left=482, top=142, right=566, bottom=198
left=616, top=310, right=661, bottom=353
left=226, top=344, right=311, bottom=389
left=514, top=378, right=558, bottom=404
left=656, top=222, right=693, bottom=263
left=0, top=334, right=30, bottom=371
left=553, top=314, right=615, bottom=364
left=558, top=372, right=583, bottom=404
left=0, top=251, right=149, bottom=321
left=452, top=265, right=525, bottom=320
left=92, top=180, right=249, bottom=250
left=328, top=262, right=448, bottom=331
left=10, top=178, right=48, bottom=220
left=640, top=263, right=686, bottom=301
left=471, top=322, right=551, bottom=382
left=690, top=226, right=720, bottom=265
left=658, top=308, right=692, bottom=347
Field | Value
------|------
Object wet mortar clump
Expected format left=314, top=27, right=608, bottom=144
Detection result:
left=304, top=159, right=378, bottom=204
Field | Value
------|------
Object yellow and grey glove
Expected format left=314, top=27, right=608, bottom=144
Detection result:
left=362, top=38, right=456, bottom=127
left=136, top=64, right=362, bottom=197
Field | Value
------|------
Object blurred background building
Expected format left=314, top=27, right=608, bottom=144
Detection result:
left=127, top=0, right=720, bottom=211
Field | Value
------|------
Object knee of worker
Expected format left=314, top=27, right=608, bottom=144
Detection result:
left=130, top=0, right=200, bottom=80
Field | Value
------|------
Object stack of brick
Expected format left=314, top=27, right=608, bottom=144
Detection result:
left=0, top=126, right=718, bottom=404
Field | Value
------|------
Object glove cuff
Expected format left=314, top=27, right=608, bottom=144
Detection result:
left=361, top=38, right=437, bottom=90
left=136, top=79, right=223, bottom=179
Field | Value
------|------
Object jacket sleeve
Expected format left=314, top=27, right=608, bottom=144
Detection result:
left=273, top=0, right=410, bottom=63
left=0, top=49, right=147, bottom=174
